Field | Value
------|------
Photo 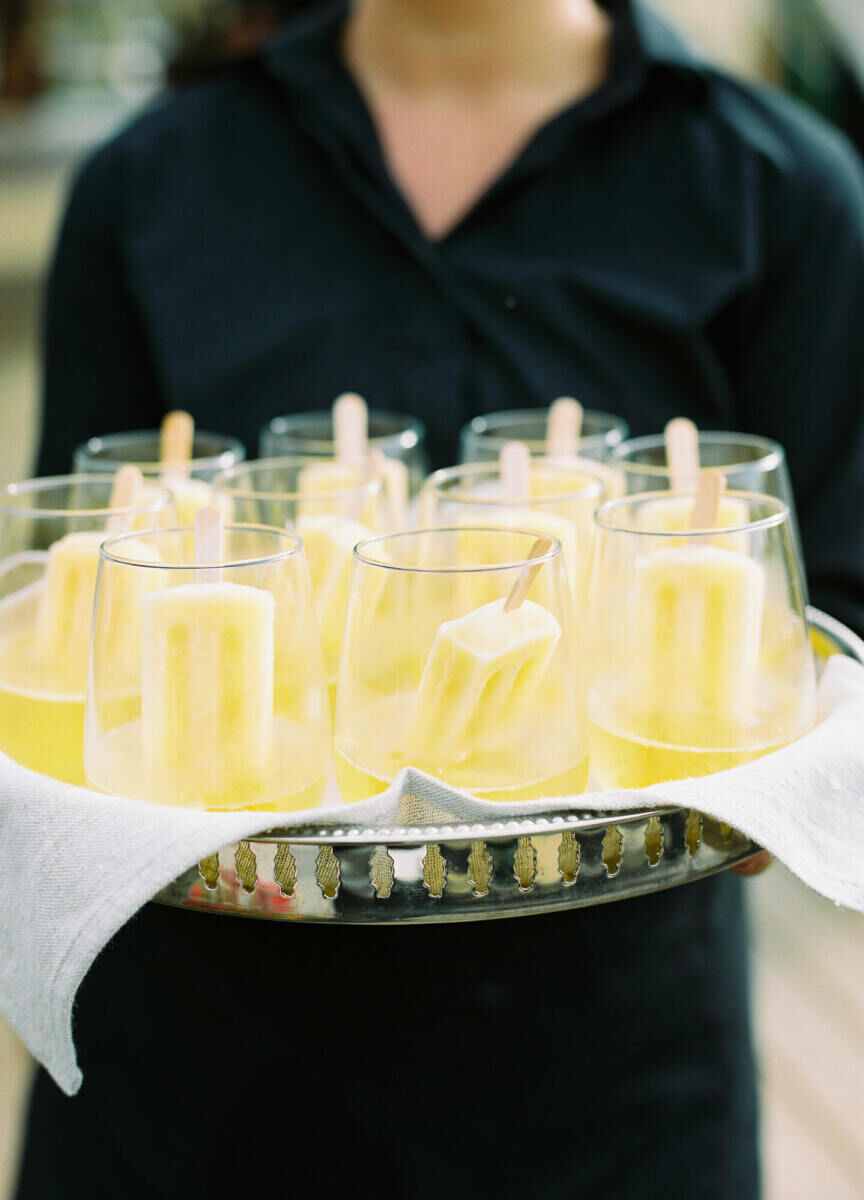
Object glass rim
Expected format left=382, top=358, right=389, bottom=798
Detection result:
left=610, top=431, right=785, bottom=474
left=212, top=456, right=383, bottom=503
left=262, top=410, right=425, bottom=453
left=462, top=407, right=627, bottom=451
left=77, top=429, right=246, bottom=472
left=354, top=526, right=562, bottom=574
left=425, top=460, right=605, bottom=506
left=100, top=522, right=303, bottom=570
left=0, top=474, right=174, bottom=520
left=594, top=490, right=791, bottom=537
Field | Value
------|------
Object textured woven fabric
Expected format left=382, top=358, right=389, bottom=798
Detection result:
left=1, top=655, right=863, bottom=1096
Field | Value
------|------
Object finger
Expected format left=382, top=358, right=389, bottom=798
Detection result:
left=732, top=851, right=773, bottom=878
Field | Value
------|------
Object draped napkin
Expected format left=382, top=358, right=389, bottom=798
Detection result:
left=1, top=655, right=863, bottom=1096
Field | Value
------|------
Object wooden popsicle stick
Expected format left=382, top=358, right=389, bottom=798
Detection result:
left=689, top=469, right=726, bottom=531
left=500, top=440, right=531, bottom=503
left=160, top=410, right=195, bottom=483
left=194, top=505, right=223, bottom=584
left=665, top=417, right=700, bottom=494
left=546, top=397, right=583, bottom=457
left=334, top=392, right=368, bottom=466
left=503, top=535, right=556, bottom=612
left=106, top=464, right=144, bottom=534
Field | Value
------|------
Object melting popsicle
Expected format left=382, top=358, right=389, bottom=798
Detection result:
left=140, top=506, right=275, bottom=799
left=297, top=511, right=374, bottom=683
left=34, top=465, right=158, bottom=688
left=159, top=410, right=233, bottom=528
left=405, top=536, right=560, bottom=764
left=544, top=396, right=625, bottom=499
left=405, top=597, right=562, bottom=764
left=297, top=393, right=407, bottom=527
left=631, top=471, right=765, bottom=735
left=636, top=417, right=748, bottom=550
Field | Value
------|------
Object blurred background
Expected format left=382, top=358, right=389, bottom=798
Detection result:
left=1, top=3, right=863, bottom=1198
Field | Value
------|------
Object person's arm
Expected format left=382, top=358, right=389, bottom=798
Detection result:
left=730, top=111, right=864, bottom=637
left=38, top=141, right=164, bottom=476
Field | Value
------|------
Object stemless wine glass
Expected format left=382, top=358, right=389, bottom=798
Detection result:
left=74, top=427, right=245, bottom=533
left=610, top=432, right=794, bottom=503
left=213, top=458, right=383, bottom=712
left=0, top=475, right=173, bottom=785
left=86, top=524, right=331, bottom=811
left=421, top=460, right=606, bottom=614
left=74, top=429, right=246, bottom=481
left=459, top=407, right=628, bottom=464
left=587, top=492, right=816, bottom=791
left=335, top=528, right=589, bottom=804
left=260, top=409, right=428, bottom=497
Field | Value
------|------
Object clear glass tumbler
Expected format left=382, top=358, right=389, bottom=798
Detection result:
left=335, top=528, right=589, bottom=804
left=459, top=407, right=628, bottom=464
left=421, top=460, right=606, bottom=615
left=213, top=458, right=383, bottom=711
left=74, top=428, right=245, bottom=481
left=85, top=524, right=331, bottom=811
left=260, top=410, right=428, bottom=499
left=74, top=427, right=245, bottom=532
left=587, top=491, right=816, bottom=790
left=609, top=432, right=794, bottom=505
left=0, top=475, right=173, bottom=784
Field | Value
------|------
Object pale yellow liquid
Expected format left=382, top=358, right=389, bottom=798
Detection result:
left=589, top=720, right=797, bottom=790
left=0, top=625, right=92, bottom=785
left=0, top=682, right=86, bottom=785
left=336, top=747, right=589, bottom=805
left=87, top=715, right=329, bottom=811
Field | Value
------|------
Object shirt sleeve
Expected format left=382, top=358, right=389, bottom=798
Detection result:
left=38, top=141, right=164, bottom=476
left=732, top=122, right=864, bottom=637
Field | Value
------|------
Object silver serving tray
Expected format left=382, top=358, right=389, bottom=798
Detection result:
left=154, top=608, right=863, bottom=925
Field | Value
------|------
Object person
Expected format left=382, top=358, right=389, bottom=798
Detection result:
left=17, top=1, right=864, bottom=1196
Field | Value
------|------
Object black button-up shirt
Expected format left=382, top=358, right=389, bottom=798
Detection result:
left=40, top=0, right=864, bottom=632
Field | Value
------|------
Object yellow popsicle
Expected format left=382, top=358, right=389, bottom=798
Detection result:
left=631, top=544, right=765, bottom=740
left=168, top=478, right=234, bottom=528
left=298, top=513, right=374, bottom=684
left=405, top=597, right=561, bottom=764
left=34, top=531, right=103, bottom=683
left=636, top=494, right=750, bottom=553
left=141, top=582, right=274, bottom=792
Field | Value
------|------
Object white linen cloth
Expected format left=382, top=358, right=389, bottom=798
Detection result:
left=1, top=654, right=863, bottom=1096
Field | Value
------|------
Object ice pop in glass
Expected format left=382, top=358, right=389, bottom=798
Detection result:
left=0, top=473, right=173, bottom=784
left=260, top=393, right=427, bottom=513
left=213, top=457, right=382, bottom=712
left=335, top=528, right=589, bottom=803
left=421, top=439, right=606, bottom=614
left=459, top=397, right=628, bottom=472
left=85, top=513, right=331, bottom=810
left=75, top=411, right=239, bottom=540
left=587, top=479, right=816, bottom=789
left=607, top=417, right=796, bottom=544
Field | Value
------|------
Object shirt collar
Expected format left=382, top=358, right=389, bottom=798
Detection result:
left=262, top=0, right=704, bottom=106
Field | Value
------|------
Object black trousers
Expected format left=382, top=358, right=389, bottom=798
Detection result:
left=15, top=872, right=758, bottom=1200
